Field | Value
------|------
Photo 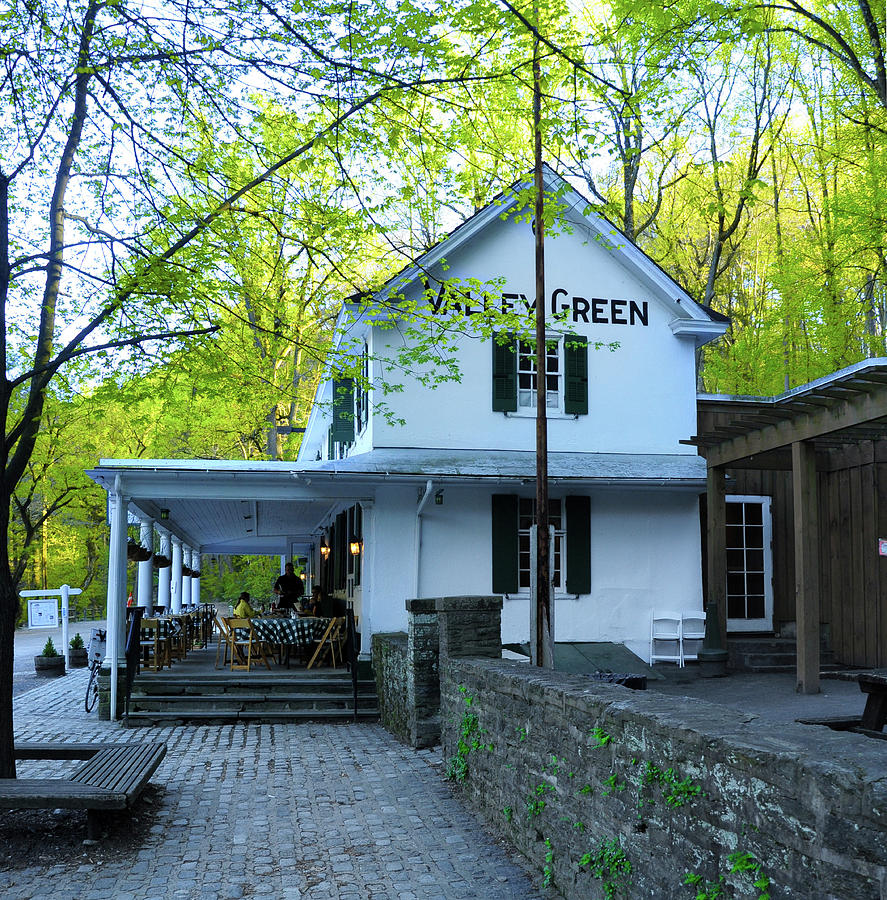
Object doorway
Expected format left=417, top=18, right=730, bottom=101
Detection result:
left=725, top=495, right=774, bottom=632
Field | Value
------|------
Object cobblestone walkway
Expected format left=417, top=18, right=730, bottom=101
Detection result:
left=5, top=671, right=543, bottom=900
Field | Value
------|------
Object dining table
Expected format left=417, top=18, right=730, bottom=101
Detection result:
left=249, top=616, right=332, bottom=667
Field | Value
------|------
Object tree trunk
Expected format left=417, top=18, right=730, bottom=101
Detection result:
left=0, top=498, right=17, bottom=778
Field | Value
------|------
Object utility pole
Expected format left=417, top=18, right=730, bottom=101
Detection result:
left=532, top=2, right=553, bottom=669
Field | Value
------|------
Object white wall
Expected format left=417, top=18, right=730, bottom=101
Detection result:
left=369, top=213, right=698, bottom=455
left=367, top=483, right=704, bottom=658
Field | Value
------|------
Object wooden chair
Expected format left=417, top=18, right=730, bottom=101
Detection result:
left=306, top=617, right=346, bottom=669
left=226, top=618, right=272, bottom=671
left=140, top=619, right=169, bottom=672
left=214, top=615, right=232, bottom=668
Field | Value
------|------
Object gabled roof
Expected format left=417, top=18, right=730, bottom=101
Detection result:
left=365, top=163, right=727, bottom=341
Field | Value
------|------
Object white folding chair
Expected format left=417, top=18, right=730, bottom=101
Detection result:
left=650, top=611, right=683, bottom=667
left=681, top=610, right=706, bottom=664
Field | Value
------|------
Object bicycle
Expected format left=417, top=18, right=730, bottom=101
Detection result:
left=84, top=628, right=106, bottom=713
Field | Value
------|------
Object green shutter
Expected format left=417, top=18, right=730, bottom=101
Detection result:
left=565, top=495, right=591, bottom=594
left=491, top=494, right=519, bottom=593
left=492, top=333, right=517, bottom=412
left=331, top=377, right=355, bottom=442
left=564, top=336, right=588, bottom=415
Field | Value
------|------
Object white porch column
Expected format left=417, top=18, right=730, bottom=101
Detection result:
left=137, top=517, right=154, bottom=610
left=157, top=530, right=171, bottom=612
left=182, top=545, right=193, bottom=608
left=191, top=548, right=201, bottom=607
left=105, top=479, right=129, bottom=722
left=357, top=501, right=374, bottom=660
left=171, top=536, right=183, bottom=614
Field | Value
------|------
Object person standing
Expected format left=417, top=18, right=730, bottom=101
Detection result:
left=273, top=562, right=304, bottom=611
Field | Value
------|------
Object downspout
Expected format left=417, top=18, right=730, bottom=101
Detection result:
left=414, top=479, right=434, bottom=598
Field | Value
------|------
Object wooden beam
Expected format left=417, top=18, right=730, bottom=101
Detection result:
left=792, top=441, right=820, bottom=694
left=706, top=466, right=727, bottom=644
left=707, top=387, right=887, bottom=467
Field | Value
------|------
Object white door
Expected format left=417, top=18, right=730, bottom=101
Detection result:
left=726, top=496, right=774, bottom=632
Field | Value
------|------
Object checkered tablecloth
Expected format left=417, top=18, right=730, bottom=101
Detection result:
left=140, top=617, right=182, bottom=642
left=250, top=617, right=331, bottom=647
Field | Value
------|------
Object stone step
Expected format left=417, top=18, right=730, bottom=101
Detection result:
left=129, top=692, right=374, bottom=711
left=132, top=680, right=377, bottom=697
left=122, top=707, right=380, bottom=726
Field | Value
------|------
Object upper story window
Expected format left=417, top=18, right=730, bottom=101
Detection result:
left=517, top=338, right=562, bottom=411
left=493, top=332, right=588, bottom=416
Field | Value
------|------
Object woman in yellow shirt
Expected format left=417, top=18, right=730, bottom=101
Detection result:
left=233, top=591, right=256, bottom=618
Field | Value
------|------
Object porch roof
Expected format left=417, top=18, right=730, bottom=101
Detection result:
left=86, top=450, right=704, bottom=556
left=691, top=358, right=887, bottom=467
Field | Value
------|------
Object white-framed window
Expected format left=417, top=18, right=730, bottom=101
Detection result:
left=517, top=337, right=563, bottom=411
left=518, top=497, right=565, bottom=590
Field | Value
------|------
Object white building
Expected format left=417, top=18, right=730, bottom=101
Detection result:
left=88, top=166, right=727, bottom=665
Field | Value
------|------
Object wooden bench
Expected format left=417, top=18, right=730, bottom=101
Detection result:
left=2, top=741, right=167, bottom=838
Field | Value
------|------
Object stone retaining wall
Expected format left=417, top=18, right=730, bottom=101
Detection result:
left=440, top=658, right=887, bottom=899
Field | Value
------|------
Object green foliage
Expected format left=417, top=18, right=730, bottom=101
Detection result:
left=69, top=632, right=84, bottom=650
left=579, top=838, right=632, bottom=899
left=590, top=727, right=613, bottom=747
left=640, top=761, right=703, bottom=808
left=41, top=637, right=59, bottom=657
left=446, top=687, right=481, bottom=783
left=542, top=838, right=555, bottom=888
left=684, top=872, right=726, bottom=899
left=728, top=851, right=771, bottom=899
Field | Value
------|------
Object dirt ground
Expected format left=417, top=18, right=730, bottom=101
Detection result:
left=0, top=785, right=163, bottom=872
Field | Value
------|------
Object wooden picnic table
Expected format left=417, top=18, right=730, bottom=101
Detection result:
left=858, top=672, right=887, bottom=732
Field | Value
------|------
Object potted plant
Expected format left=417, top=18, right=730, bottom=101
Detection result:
left=68, top=632, right=88, bottom=668
left=34, top=637, right=65, bottom=676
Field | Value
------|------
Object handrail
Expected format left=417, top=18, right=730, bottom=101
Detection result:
left=123, top=608, right=144, bottom=720
left=346, top=608, right=359, bottom=722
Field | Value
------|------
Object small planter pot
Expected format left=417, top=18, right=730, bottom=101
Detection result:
left=68, top=648, right=88, bottom=668
left=34, top=655, right=65, bottom=677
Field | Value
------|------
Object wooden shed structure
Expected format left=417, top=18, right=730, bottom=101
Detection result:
left=691, top=359, right=887, bottom=693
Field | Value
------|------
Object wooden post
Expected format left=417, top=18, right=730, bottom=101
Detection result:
left=706, top=465, right=727, bottom=643
left=792, top=440, right=820, bottom=694
left=531, top=4, right=553, bottom=669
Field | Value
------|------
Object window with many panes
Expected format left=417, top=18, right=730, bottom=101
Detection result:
left=518, top=497, right=565, bottom=590
left=517, top=338, right=562, bottom=410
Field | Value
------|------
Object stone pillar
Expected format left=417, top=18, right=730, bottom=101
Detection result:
left=137, top=517, right=154, bottom=610
left=435, top=595, right=502, bottom=661
left=406, top=598, right=440, bottom=748
left=157, top=530, right=171, bottom=612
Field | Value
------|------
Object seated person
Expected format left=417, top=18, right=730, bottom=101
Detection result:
left=233, top=591, right=256, bottom=618
left=309, top=586, right=335, bottom=618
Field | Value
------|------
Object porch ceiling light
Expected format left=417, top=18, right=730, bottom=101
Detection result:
left=320, top=537, right=330, bottom=560
left=349, top=535, right=362, bottom=556
left=160, top=508, right=170, bottom=520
